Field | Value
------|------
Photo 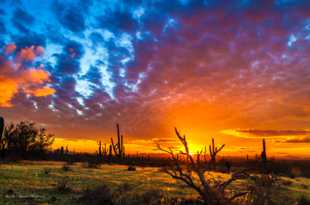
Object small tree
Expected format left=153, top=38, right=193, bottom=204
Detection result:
left=4, top=121, right=54, bottom=158
left=0, top=116, right=6, bottom=158
left=32, top=128, right=54, bottom=154
left=157, top=128, right=248, bottom=205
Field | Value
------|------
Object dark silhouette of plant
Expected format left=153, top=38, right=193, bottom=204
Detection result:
left=0, top=116, right=6, bottom=158
left=225, top=161, right=232, bottom=174
left=157, top=128, right=249, bottom=205
left=127, top=164, right=136, bottom=171
left=80, top=184, right=113, bottom=205
left=97, top=140, right=107, bottom=161
left=62, top=163, right=72, bottom=172
left=0, top=116, right=4, bottom=136
left=85, top=159, right=101, bottom=169
left=297, top=196, right=310, bottom=205
left=56, top=176, right=72, bottom=193
left=97, top=140, right=103, bottom=160
left=244, top=139, right=282, bottom=205
left=245, top=174, right=280, bottom=205
left=110, top=123, right=125, bottom=159
left=209, top=138, right=225, bottom=170
left=33, top=128, right=55, bottom=153
left=3, top=121, right=54, bottom=158
left=261, top=139, right=267, bottom=172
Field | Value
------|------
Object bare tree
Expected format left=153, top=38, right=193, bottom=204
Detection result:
left=157, top=128, right=248, bottom=205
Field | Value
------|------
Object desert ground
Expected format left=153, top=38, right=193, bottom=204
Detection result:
left=0, top=161, right=309, bottom=205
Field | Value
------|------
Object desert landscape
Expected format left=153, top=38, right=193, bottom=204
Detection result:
left=1, top=0, right=310, bottom=204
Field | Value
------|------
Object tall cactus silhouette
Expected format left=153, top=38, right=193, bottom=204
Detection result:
left=0, top=116, right=4, bottom=138
left=108, top=144, right=112, bottom=158
left=0, top=116, right=5, bottom=158
left=209, top=138, right=225, bottom=169
left=261, top=138, right=268, bottom=172
left=110, top=123, right=125, bottom=159
left=97, top=140, right=103, bottom=160
left=261, top=139, right=267, bottom=161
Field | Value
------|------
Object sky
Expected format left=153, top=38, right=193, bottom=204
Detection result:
left=0, top=0, right=310, bottom=158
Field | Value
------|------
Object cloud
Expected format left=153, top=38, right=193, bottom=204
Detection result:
left=0, top=78, right=19, bottom=107
left=13, top=8, right=34, bottom=24
left=54, top=40, right=84, bottom=75
left=12, top=8, right=35, bottom=32
left=0, top=44, right=55, bottom=107
left=4, top=44, right=16, bottom=54
left=27, top=87, right=56, bottom=97
left=221, top=129, right=310, bottom=139
left=236, top=129, right=310, bottom=137
left=53, top=2, right=85, bottom=32
left=0, top=0, right=309, bottom=156
left=281, top=136, right=310, bottom=143
left=17, top=47, right=37, bottom=61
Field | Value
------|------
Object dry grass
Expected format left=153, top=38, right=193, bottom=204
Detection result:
left=0, top=161, right=309, bottom=205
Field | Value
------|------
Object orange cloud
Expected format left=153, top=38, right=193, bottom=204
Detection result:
left=29, top=87, right=56, bottom=97
left=0, top=78, right=19, bottom=107
left=0, top=44, right=55, bottom=107
left=22, top=68, right=51, bottom=84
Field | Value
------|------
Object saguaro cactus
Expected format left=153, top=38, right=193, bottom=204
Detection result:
left=110, top=123, right=125, bottom=159
left=261, top=139, right=267, bottom=161
left=261, top=138, right=268, bottom=171
left=0, top=116, right=4, bottom=138
left=108, top=144, right=112, bottom=158
left=103, top=143, right=107, bottom=159
left=209, top=138, right=225, bottom=169
left=97, top=140, right=103, bottom=160
left=0, top=116, right=5, bottom=158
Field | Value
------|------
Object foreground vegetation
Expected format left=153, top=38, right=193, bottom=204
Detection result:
left=1, top=117, right=309, bottom=205
left=0, top=161, right=309, bottom=205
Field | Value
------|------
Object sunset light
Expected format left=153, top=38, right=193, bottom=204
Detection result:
left=0, top=1, right=310, bottom=204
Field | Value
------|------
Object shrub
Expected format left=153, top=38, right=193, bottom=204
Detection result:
left=245, top=174, right=281, bottom=205
left=113, top=185, right=172, bottom=205
left=127, top=165, right=136, bottom=171
left=56, top=176, right=72, bottom=193
left=84, top=159, right=101, bottom=169
left=43, top=168, right=51, bottom=175
left=62, top=164, right=71, bottom=172
left=297, top=196, right=310, bottom=205
left=79, top=184, right=113, bottom=205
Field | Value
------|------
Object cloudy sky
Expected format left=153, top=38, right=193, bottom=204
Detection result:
left=0, top=0, right=309, bottom=157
